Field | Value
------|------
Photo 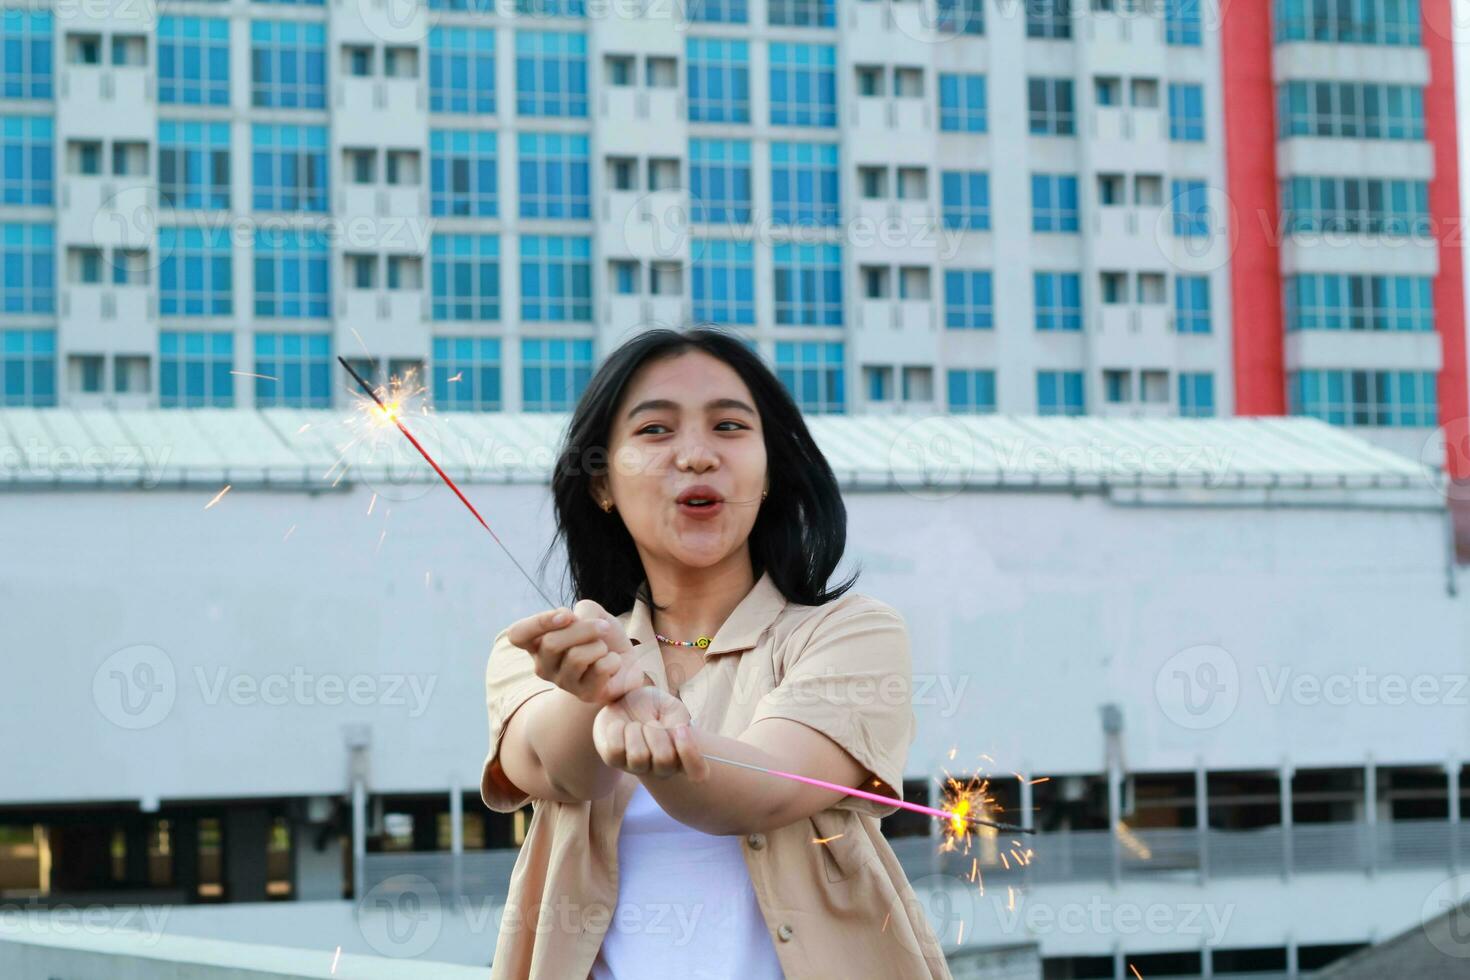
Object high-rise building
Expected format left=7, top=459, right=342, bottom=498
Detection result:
left=0, top=0, right=1462, bottom=461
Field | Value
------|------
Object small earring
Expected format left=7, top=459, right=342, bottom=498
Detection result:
left=601, top=498, right=613, bottom=512
left=761, top=489, right=768, bottom=500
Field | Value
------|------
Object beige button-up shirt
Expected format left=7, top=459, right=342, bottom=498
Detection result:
left=479, top=569, right=951, bottom=979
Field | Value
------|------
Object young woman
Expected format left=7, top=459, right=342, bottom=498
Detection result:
left=479, top=327, right=950, bottom=979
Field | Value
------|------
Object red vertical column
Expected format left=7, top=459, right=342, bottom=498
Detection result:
left=1423, top=0, right=1469, bottom=477
left=1221, top=0, right=1286, bottom=415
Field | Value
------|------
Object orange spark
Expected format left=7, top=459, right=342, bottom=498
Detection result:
left=204, top=485, right=231, bottom=510
left=881, top=912, right=890, bottom=933
left=448, top=371, right=463, bottom=383
left=812, top=834, right=845, bottom=845
left=230, top=370, right=277, bottom=381
left=367, top=493, right=378, bottom=516
left=1129, top=966, right=1143, bottom=980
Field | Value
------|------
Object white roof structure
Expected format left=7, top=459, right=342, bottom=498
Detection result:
left=0, top=407, right=1440, bottom=503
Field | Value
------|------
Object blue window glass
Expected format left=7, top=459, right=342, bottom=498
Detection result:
left=254, top=332, right=332, bottom=408
left=1174, top=275, right=1211, bottom=333
left=936, top=0, right=985, bottom=35
left=1275, top=0, right=1420, bottom=44
left=947, top=369, right=996, bottom=414
left=515, top=0, right=587, bottom=16
left=1031, top=173, right=1079, bottom=232
left=1281, top=175, right=1430, bottom=236
left=429, top=28, right=496, bottom=114
left=1, top=223, right=53, bottom=314
left=687, top=39, right=750, bottom=123
left=775, top=340, right=844, bottom=414
left=433, top=336, right=503, bottom=411
left=1, top=11, right=52, bottom=100
left=1165, top=0, right=1201, bottom=44
left=158, top=17, right=228, bottom=106
left=767, top=0, right=834, bottom=27
left=518, top=132, right=590, bottom=219
left=939, top=73, right=986, bottom=132
left=1034, top=272, right=1081, bottom=331
left=691, top=239, right=755, bottom=325
left=252, top=124, right=329, bottom=212
left=250, top=21, right=326, bottom=109
left=1027, top=0, right=1071, bottom=38
left=1289, top=369, right=1436, bottom=427
left=521, top=337, right=593, bottom=411
left=1037, top=370, right=1085, bottom=416
left=1278, top=81, right=1425, bottom=140
left=428, top=0, right=497, bottom=8
left=160, top=227, right=233, bottom=316
left=159, top=121, right=230, bottom=209
left=431, top=130, right=498, bottom=217
left=1285, top=273, right=1434, bottom=331
left=521, top=234, right=592, bottom=321
left=1, top=328, right=56, bottom=406
left=685, top=0, right=748, bottom=24
left=1168, top=83, right=1204, bottom=141
left=1178, top=372, right=1215, bottom=418
left=944, top=270, right=993, bottom=329
left=773, top=243, right=842, bottom=326
left=1171, top=178, right=1211, bottom=237
left=689, top=138, right=753, bottom=223
left=1, top=116, right=52, bottom=206
left=942, top=171, right=990, bottom=230
left=515, top=30, right=588, bottom=117
left=1027, top=77, right=1074, bottom=135
left=159, top=330, right=234, bottom=408
left=770, top=141, right=839, bottom=226
left=254, top=228, right=330, bottom=318
left=769, top=43, right=836, bottom=127
left=432, top=234, right=501, bottom=321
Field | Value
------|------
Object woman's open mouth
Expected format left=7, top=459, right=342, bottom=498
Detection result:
left=676, top=487, right=725, bottom=519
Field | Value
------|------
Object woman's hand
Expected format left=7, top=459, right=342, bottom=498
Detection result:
left=506, top=599, right=647, bottom=705
left=592, top=687, right=710, bottom=781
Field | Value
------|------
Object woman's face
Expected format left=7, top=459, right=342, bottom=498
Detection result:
left=597, top=350, right=769, bottom=572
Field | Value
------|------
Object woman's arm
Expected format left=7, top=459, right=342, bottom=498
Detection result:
left=494, top=689, right=623, bottom=803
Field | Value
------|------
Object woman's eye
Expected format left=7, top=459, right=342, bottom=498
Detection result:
left=636, top=424, right=669, bottom=435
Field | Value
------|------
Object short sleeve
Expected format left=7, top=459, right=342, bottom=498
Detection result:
left=745, top=597, right=916, bottom=819
left=479, top=625, right=557, bottom=813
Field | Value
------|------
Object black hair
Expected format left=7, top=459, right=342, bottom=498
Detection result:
left=540, top=326, right=858, bottom=616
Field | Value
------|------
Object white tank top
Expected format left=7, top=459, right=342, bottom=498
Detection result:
left=589, top=782, right=786, bottom=980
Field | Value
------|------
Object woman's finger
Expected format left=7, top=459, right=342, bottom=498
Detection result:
left=507, top=608, right=572, bottom=653
left=555, top=639, right=609, bottom=697
left=595, top=713, right=627, bottom=769
left=644, top=725, right=678, bottom=778
left=672, top=725, right=709, bottom=783
left=623, top=724, right=652, bottom=774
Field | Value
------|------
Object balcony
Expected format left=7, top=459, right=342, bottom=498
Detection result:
left=335, top=78, right=423, bottom=145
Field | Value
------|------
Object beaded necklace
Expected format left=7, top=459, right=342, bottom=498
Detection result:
left=655, top=632, right=713, bottom=649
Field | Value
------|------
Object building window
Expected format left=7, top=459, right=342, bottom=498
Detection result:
left=517, top=132, right=590, bottom=219
left=1031, top=173, right=1079, bottom=232
left=158, top=17, right=228, bottom=106
left=159, top=121, right=230, bottom=209
left=515, top=30, right=588, bottom=117
left=1281, top=176, right=1430, bottom=236
left=1167, top=83, right=1205, bottom=141
left=431, top=234, right=501, bottom=321
left=1170, top=178, right=1211, bottom=237
left=1026, top=0, right=1072, bottom=39
left=1, top=11, right=53, bottom=99
left=1275, top=0, right=1420, bottom=45
left=0, top=116, right=52, bottom=206
left=514, top=0, right=587, bottom=16
left=520, top=234, right=592, bottom=321
left=1278, top=81, right=1425, bottom=140
left=1, top=328, right=56, bottom=406
left=941, top=171, right=990, bottom=230
left=1164, top=0, right=1201, bottom=45
left=254, top=332, right=332, bottom=408
left=1175, top=275, right=1212, bottom=333
left=769, top=42, right=837, bottom=127
left=938, top=73, right=986, bottom=132
left=687, top=38, right=750, bottom=124
left=433, top=336, right=502, bottom=411
left=689, top=138, right=753, bottom=223
left=776, top=340, right=844, bottom=414
left=1, top=223, right=54, bottom=314
left=936, top=0, right=984, bottom=35
left=1178, top=371, right=1215, bottom=417
left=773, top=242, right=842, bottom=326
left=254, top=229, right=330, bottom=318
left=686, top=0, right=749, bottom=23
left=1037, top=370, right=1085, bottom=416
left=159, top=330, right=234, bottom=408
left=160, top=227, right=232, bottom=316
left=691, top=239, right=755, bottom=325
left=251, top=20, right=326, bottom=109
left=767, top=0, right=834, bottom=27
left=429, top=28, right=496, bottom=114
left=1285, top=273, right=1434, bottom=332
left=770, top=141, right=840, bottom=226
left=1289, top=370, right=1437, bottom=427
left=252, top=124, right=329, bottom=212
left=947, top=369, right=996, bottom=414
left=1034, top=271, right=1081, bottom=331
left=610, top=258, right=639, bottom=294
left=430, top=130, right=498, bottom=217
left=944, top=270, right=993, bottom=329
left=521, top=337, right=593, bottom=411
left=1027, top=77, right=1075, bottom=135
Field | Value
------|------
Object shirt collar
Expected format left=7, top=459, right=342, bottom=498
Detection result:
left=624, top=568, right=787, bottom=658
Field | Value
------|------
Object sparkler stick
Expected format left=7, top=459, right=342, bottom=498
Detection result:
left=703, top=753, right=1035, bottom=835
left=337, top=356, right=1032, bottom=836
left=336, top=356, right=556, bottom=608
